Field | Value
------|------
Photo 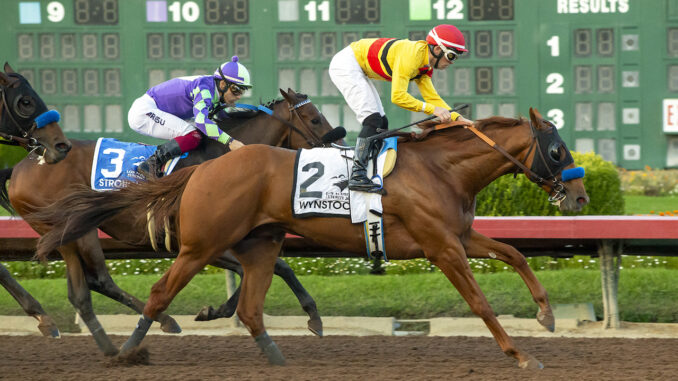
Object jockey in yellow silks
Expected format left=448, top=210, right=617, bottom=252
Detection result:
left=329, top=24, right=473, bottom=193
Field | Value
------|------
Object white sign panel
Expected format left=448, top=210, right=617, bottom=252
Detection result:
left=663, top=99, right=678, bottom=133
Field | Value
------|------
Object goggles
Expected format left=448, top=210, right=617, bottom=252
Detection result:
left=439, top=45, right=460, bottom=62
left=229, top=84, right=247, bottom=96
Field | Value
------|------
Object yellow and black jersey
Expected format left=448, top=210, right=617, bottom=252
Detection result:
left=350, top=38, right=451, bottom=114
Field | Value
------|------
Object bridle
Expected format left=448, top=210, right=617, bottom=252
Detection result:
left=0, top=76, right=44, bottom=153
left=279, top=98, right=327, bottom=148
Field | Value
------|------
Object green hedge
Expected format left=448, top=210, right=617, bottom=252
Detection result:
left=0, top=145, right=26, bottom=169
left=476, top=151, right=624, bottom=216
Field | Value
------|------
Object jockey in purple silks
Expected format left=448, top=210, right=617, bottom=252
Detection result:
left=128, top=55, right=252, bottom=178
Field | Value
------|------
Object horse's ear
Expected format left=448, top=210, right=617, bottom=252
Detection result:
left=529, top=107, right=542, bottom=128
left=287, top=88, right=295, bottom=95
left=4, top=62, right=15, bottom=74
left=0, top=72, right=11, bottom=87
left=279, top=88, right=293, bottom=104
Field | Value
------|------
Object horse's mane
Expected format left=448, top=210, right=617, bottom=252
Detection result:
left=431, top=116, right=526, bottom=142
left=218, top=93, right=309, bottom=131
left=260, top=92, right=308, bottom=110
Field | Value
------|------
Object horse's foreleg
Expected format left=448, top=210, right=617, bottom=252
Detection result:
left=232, top=237, right=286, bottom=365
left=0, top=263, right=60, bottom=338
left=195, top=251, right=243, bottom=321
left=121, top=245, right=218, bottom=354
left=59, top=244, right=118, bottom=356
left=423, top=237, right=542, bottom=369
left=465, top=229, right=554, bottom=332
left=273, top=257, right=322, bottom=336
left=75, top=233, right=181, bottom=333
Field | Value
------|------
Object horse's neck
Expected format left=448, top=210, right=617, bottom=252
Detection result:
left=416, top=125, right=532, bottom=196
left=231, top=104, right=289, bottom=147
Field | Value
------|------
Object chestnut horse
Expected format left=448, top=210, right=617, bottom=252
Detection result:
left=31, top=108, right=589, bottom=369
left=4, top=89, right=343, bottom=355
left=0, top=62, right=71, bottom=337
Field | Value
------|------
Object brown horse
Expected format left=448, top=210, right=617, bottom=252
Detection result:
left=31, top=108, right=589, bottom=369
left=1, top=62, right=71, bottom=337
left=4, top=89, right=343, bottom=355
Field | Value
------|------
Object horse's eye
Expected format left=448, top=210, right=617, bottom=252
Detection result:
left=549, top=143, right=562, bottom=162
left=311, top=118, right=320, bottom=124
left=16, top=96, right=35, bottom=117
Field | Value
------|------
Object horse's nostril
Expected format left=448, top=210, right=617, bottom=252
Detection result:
left=577, top=197, right=588, bottom=205
left=56, top=142, right=71, bottom=153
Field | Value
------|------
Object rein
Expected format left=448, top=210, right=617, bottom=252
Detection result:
left=411, top=120, right=567, bottom=204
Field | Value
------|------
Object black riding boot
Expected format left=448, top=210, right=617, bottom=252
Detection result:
left=138, top=139, right=183, bottom=178
left=348, top=137, right=377, bottom=192
left=349, top=113, right=385, bottom=193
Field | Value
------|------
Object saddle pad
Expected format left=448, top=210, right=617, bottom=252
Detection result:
left=91, top=138, right=156, bottom=191
left=292, top=139, right=397, bottom=221
left=292, top=148, right=352, bottom=218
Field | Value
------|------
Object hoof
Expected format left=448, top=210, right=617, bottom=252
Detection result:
left=537, top=309, right=555, bottom=332
left=36, top=316, right=60, bottom=338
left=519, top=355, right=544, bottom=370
left=111, top=346, right=150, bottom=366
left=160, top=317, right=182, bottom=334
left=195, top=306, right=214, bottom=321
left=307, top=318, right=323, bottom=337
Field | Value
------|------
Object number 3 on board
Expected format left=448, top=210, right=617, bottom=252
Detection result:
left=546, top=109, right=564, bottom=130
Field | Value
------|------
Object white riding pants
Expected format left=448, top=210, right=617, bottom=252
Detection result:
left=127, top=94, right=196, bottom=140
left=329, top=46, right=385, bottom=124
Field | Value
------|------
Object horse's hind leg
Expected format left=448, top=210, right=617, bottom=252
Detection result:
left=231, top=234, right=287, bottom=365
left=121, top=244, right=226, bottom=354
left=59, top=243, right=118, bottom=356
left=0, top=263, right=60, bottom=338
left=273, top=257, right=322, bottom=336
left=465, top=229, right=554, bottom=332
left=195, top=251, right=243, bottom=321
left=74, top=232, right=181, bottom=333
left=198, top=250, right=323, bottom=337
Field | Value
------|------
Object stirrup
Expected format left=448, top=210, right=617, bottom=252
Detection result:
left=349, top=181, right=387, bottom=195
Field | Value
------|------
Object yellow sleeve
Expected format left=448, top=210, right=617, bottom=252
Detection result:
left=414, top=75, right=452, bottom=114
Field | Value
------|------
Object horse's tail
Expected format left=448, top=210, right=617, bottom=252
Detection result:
left=29, top=166, right=199, bottom=262
left=0, top=168, right=15, bottom=215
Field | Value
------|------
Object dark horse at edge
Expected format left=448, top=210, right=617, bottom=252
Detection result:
left=31, top=108, right=589, bottom=368
left=0, top=62, right=71, bottom=337
left=2, top=88, right=344, bottom=354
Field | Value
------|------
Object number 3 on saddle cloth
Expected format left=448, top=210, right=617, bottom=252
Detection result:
left=291, top=137, right=398, bottom=260
left=91, top=138, right=185, bottom=191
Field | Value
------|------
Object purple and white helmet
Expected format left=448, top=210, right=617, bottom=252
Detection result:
left=214, top=56, right=252, bottom=88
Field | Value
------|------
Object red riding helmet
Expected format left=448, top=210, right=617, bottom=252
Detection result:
left=426, top=24, right=468, bottom=54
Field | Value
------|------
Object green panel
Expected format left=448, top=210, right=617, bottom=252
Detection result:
left=1, top=0, right=676, bottom=168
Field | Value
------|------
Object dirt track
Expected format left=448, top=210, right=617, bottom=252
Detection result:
left=1, top=334, right=677, bottom=380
